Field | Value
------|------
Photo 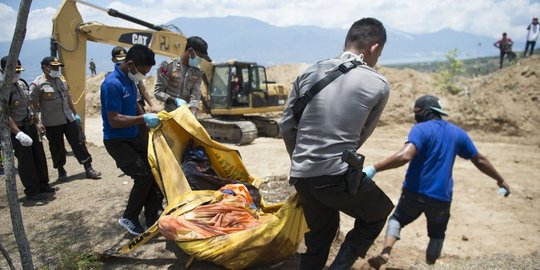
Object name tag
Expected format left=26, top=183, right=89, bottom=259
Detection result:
left=42, top=85, right=55, bottom=93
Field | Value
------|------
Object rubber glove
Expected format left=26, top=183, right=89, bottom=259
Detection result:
left=15, top=131, right=33, bottom=146
left=498, top=187, right=510, bottom=197
left=362, top=165, right=377, bottom=180
left=74, top=114, right=81, bottom=125
left=175, top=98, right=187, bottom=107
left=143, top=113, right=160, bottom=128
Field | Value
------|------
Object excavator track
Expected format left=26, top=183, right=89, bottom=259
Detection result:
left=199, top=118, right=258, bottom=145
left=244, top=116, right=281, bottom=138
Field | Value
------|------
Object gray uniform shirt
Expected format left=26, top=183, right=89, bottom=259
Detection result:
left=154, top=58, right=203, bottom=112
left=30, top=74, right=75, bottom=127
left=8, top=80, right=34, bottom=126
left=279, top=57, right=390, bottom=178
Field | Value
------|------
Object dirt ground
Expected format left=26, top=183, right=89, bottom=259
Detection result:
left=1, top=56, right=540, bottom=269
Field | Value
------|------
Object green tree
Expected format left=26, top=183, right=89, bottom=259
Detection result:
left=438, top=48, right=465, bottom=95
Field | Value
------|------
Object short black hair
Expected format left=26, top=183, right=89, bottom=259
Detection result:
left=344, top=18, right=386, bottom=51
left=125, top=45, right=156, bottom=67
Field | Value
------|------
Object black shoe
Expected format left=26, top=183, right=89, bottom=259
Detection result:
left=367, top=254, right=389, bottom=270
left=328, top=244, right=359, bottom=270
left=27, top=193, right=49, bottom=201
left=39, top=185, right=59, bottom=193
left=86, top=168, right=102, bottom=179
left=118, top=217, right=145, bottom=236
left=57, top=168, right=68, bottom=182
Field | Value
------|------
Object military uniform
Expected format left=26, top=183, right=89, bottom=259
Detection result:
left=154, top=58, right=203, bottom=112
left=29, top=74, right=94, bottom=173
left=8, top=78, right=50, bottom=197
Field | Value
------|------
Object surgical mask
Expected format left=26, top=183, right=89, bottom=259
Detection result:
left=188, top=55, right=202, bottom=68
left=128, top=64, right=145, bottom=83
left=48, top=69, right=61, bottom=78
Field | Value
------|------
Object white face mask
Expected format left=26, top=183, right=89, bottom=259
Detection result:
left=188, top=55, right=202, bottom=68
left=49, top=69, right=61, bottom=78
left=128, top=64, right=145, bottom=83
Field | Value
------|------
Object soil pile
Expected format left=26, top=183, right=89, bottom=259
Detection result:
left=266, top=56, right=540, bottom=143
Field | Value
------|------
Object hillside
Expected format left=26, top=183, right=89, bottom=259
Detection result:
left=266, top=56, right=540, bottom=144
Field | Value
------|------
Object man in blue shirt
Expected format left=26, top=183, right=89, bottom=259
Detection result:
left=101, top=44, right=163, bottom=236
left=361, top=95, right=511, bottom=268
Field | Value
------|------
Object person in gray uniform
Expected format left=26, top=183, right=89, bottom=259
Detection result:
left=154, top=36, right=211, bottom=115
left=30, top=56, right=101, bottom=181
left=279, top=18, right=392, bottom=270
left=1, top=56, right=53, bottom=202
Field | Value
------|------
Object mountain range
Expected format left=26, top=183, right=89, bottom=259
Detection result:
left=1, top=15, right=522, bottom=81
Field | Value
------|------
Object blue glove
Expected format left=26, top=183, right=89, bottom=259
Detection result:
left=72, top=113, right=81, bottom=125
left=362, top=165, right=377, bottom=180
left=498, top=187, right=510, bottom=197
left=175, top=98, right=187, bottom=107
left=143, top=113, right=160, bottom=128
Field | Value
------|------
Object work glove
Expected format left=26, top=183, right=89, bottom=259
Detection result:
left=143, top=113, right=160, bottom=128
left=498, top=187, right=510, bottom=197
left=175, top=98, right=187, bottom=107
left=362, top=165, right=377, bottom=180
left=73, top=114, right=81, bottom=125
left=15, top=131, right=33, bottom=146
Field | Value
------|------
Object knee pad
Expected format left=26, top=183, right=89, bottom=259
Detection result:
left=426, top=238, right=444, bottom=264
left=385, top=218, right=402, bottom=239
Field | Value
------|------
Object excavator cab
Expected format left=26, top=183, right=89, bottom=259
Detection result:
left=208, top=61, right=279, bottom=109
left=200, top=61, right=288, bottom=145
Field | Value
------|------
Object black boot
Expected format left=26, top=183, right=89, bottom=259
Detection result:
left=328, top=244, right=358, bottom=270
left=426, top=238, right=444, bottom=264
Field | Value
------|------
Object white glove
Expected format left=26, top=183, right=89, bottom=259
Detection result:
left=15, top=131, right=33, bottom=146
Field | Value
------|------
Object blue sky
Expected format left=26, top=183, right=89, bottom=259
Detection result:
left=1, top=0, right=539, bottom=43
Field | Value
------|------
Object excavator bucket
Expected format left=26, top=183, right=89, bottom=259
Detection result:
left=112, top=106, right=307, bottom=269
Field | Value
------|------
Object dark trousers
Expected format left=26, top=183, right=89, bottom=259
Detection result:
left=45, top=121, right=92, bottom=169
left=390, top=189, right=451, bottom=239
left=292, top=174, right=389, bottom=270
left=524, top=41, right=536, bottom=56
left=104, top=135, right=162, bottom=226
left=499, top=51, right=509, bottom=68
left=11, top=124, right=50, bottom=196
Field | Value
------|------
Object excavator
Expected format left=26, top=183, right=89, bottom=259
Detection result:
left=51, top=0, right=288, bottom=145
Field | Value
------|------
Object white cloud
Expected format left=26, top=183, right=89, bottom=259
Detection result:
left=1, top=0, right=538, bottom=43
left=0, top=4, right=17, bottom=43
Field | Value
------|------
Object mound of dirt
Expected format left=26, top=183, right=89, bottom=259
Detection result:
left=266, top=56, right=540, bottom=143
left=84, top=57, right=540, bottom=143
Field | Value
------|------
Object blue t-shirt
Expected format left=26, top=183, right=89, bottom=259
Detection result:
left=404, top=119, right=478, bottom=202
left=101, top=65, right=138, bottom=140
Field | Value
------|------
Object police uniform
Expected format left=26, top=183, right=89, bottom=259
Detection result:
left=154, top=58, right=203, bottom=112
left=29, top=74, right=94, bottom=172
left=8, top=78, right=51, bottom=197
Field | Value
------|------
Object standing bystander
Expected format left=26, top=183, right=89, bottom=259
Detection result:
left=524, top=17, right=539, bottom=57
left=1, top=56, right=54, bottom=201
left=29, top=56, right=101, bottom=181
left=493, top=32, right=514, bottom=68
left=89, top=58, right=97, bottom=76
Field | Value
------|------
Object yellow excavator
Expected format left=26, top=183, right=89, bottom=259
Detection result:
left=51, top=0, right=288, bottom=145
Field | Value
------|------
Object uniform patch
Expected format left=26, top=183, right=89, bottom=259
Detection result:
left=42, top=85, right=55, bottom=93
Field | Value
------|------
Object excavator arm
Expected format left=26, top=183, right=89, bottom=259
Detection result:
left=50, top=0, right=212, bottom=126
